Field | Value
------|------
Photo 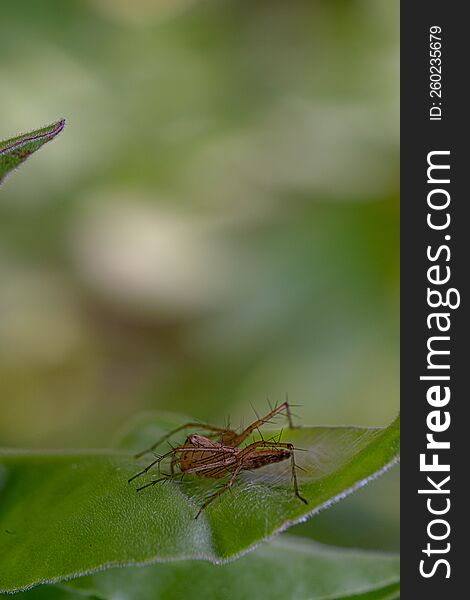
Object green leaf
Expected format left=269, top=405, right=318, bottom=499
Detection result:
left=0, top=414, right=399, bottom=592
left=0, top=119, right=65, bottom=184
left=11, top=536, right=399, bottom=600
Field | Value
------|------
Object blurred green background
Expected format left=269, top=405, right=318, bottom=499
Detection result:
left=0, top=0, right=399, bottom=551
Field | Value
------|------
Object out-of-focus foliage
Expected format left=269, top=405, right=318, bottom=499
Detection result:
left=0, top=0, right=399, bottom=552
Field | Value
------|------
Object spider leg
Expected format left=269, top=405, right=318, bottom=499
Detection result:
left=136, top=476, right=168, bottom=492
left=128, top=457, right=163, bottom=484
left=182, top=454, right=238, bottom=475
left=170, top=455, right=179, bottom=475
left=287, top=443, right=308, bottom=504
left=134, top=422, right=229, bottom=458
left=195, top=463, right=244, bottom=519
left=234, top=401, right=295, bottom=446
left=129, top=446, right=237, bottom=483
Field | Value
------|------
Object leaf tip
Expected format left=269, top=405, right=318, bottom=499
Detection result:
left=50, top=117, right=66, bottom=138
left=0, top=117, right=66, bottom=185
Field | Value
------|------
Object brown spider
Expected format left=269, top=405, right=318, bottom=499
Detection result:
left=129, top=402, right=307, bottom=518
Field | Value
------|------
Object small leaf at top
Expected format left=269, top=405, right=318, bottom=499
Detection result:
left=0, top=119, right=65, bottom=185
